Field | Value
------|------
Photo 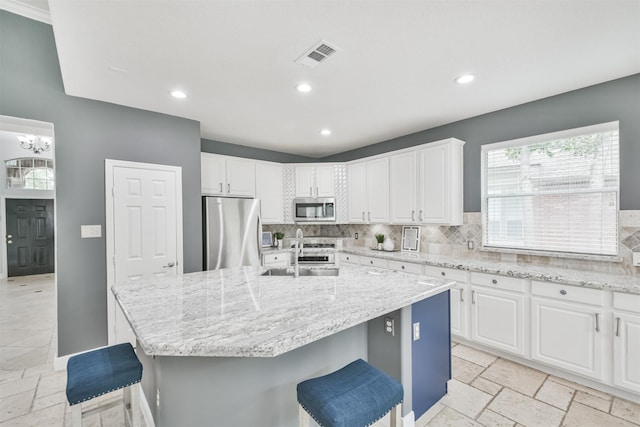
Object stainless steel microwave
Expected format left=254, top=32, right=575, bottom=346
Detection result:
left=293, top=197, right=336, bottom=222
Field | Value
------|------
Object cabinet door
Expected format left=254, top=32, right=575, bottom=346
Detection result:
left=347, top=163, right=367, bottom=223
left=226, top=157, right=255, bottom=197
left=295, top=166, right=315, bottom=197
left=366, top=158, right=389, bottom=223
left=531, top=298, right=603, bottom=380
left=201, top=154, right=225, bottom=195
left=471, top=286, right=525, bottom=356
left=315, top=165, right=335, bottom=197
left=450, top=286, right=467, bottom=338
left=418, top=145, right=448, bottom=223
left=614, top=311, right=640, bottom=393
left=389, top=151, right=417, bottom=223
left=255, top=162, right=283, bottom=224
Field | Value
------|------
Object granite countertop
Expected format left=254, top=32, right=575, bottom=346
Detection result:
left=341, top=247, right=640, bottom=294
left=112, top=264, right=453, bottom=358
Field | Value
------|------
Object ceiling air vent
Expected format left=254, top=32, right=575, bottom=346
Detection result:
left=295, top=41, right=339, bottom=69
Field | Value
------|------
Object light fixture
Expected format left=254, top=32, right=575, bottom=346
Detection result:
left=170, top=90, right=187, bottom=99
left=296, top=83, right=312, bottom=93
left=17, top=135, right=52, bottom=154
left=454, top=74, right=476, bottom=85
left=320, top=129, right=331, bottom=136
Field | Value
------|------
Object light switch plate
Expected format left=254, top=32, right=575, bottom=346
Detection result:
left=413, top=322, right=420, bottom=341
left=633, top=252, right=640, bottom=267
left=81, top=225, right=102, bottom=238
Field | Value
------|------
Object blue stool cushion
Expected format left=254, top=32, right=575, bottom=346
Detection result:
left=297, top=359, right=403, bottom=427
left=66, top=343, right=143, bottom=405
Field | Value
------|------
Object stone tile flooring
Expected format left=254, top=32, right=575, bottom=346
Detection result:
left=2, top=274, right=639, bottom=426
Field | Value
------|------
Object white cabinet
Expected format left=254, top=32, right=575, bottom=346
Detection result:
left=338, top=253, right=360, bottom=265
left=388, top=138, right=464, bottom=225
left=262, top=251, right=289, bottom=268
left=255, top=162, right=283, bottom=224
left=388, top=260, right=422, bottom=275
left=359, top=256, right=389, bottom=269
left=347, top=158, right=389, bottom=223
left=424, top=266, right=468, bottom=339
left=201, top=153, right=255, bottom=197
left=295, top=165, right=335, bottom=198
left=418, top=140, right=464, bottom=225
left=531, top=281, right=604, bottom=380
left=613, top=292, right=640, bottom=393
left=470, top=272, right=526, bottom=356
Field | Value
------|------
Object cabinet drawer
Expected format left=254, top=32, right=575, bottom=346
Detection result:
left=338, top=253, right=360, bottom=265
left=532, top=281, right=603, bottom=306
left=388, top=260, right=422, bottom=274
left=470, top=272, right=524, bottom=292
left=361, top=256, right=389, bottom=269
left=423, top=265, right=467, bottom=282
left=613, top=292, right=640, bottom=313
left=263, top=252, right=289, bottom=267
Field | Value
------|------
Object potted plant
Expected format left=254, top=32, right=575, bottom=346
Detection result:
left=375, top=234, right=385, bottom=250
left=273, top=232, right=285, bottom=249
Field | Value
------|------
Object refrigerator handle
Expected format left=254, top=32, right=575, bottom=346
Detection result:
left=257, top=212, right=263, bottom=259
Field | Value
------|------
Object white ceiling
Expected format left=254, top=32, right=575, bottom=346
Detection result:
left=19, top=1, right=640, bottom=157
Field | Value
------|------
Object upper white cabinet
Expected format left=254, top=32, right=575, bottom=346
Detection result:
left=347, top=158, right=389, bottom=223
left=295, top=165, right=335, bottom=198
left=255, top=162, right=283, bottom=224
left=389, top=138, right=464, bottom=225
left=531, top=281, right=604, bottom=380
left=201, top=153, right=255, bottom=197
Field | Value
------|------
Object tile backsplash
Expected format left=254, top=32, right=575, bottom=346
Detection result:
left=264, top=210, right=640, bottom=276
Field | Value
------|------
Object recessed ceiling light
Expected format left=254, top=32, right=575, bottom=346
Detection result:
left=454, top=74, right=476, bottom=85
left=320, top=129, right=331, bottom=136
left=296, top=83, right=312, bottom=93
left=170, top=90, right=187, bottom=99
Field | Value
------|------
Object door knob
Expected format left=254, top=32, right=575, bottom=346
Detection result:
left=163, top=262, right=175, bottom=268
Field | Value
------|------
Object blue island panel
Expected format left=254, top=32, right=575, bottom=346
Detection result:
left=411, top=290, right=451, bottom=419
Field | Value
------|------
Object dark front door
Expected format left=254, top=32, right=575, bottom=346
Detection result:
left=6, top=199, right=55, bottom=277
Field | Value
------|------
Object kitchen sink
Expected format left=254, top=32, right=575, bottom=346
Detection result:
left=261, top=268, right=339, bottom=277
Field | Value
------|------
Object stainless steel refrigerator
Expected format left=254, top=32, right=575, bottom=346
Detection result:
left=203, top=196, right=262, bottom=270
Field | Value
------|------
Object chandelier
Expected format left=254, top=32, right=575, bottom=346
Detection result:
left=17, top=134, right=53, bottom=154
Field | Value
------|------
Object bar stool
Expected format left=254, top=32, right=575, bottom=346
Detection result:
left=65, top=343, right=143, bottom=427
left=297, top=359, right=403, bottom=427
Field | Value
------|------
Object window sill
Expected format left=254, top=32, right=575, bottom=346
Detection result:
left=480, top=245, right=623, bottom=263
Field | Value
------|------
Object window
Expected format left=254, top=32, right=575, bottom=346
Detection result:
left=5, top=157, right=55, bottom=190
left=482, top=122, right=619, bottom=257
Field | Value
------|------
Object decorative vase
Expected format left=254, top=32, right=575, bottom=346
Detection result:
left=277, top=240, right=282, bottom=250
left=383, top=238, right=394, bottom=251
left=377, top=242, right=383, bottom=250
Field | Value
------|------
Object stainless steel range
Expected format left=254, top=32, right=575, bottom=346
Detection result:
left=292, top=242, right=336, bottom=265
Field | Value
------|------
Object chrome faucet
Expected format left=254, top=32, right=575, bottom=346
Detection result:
left=294, top=228, right=303, bottom=278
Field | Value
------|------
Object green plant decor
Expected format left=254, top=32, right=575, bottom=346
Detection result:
left=375, top=234, right=385, bottom=244
left=274, top=232, right=284, bottom=240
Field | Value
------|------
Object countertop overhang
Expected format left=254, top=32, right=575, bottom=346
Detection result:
left=112, top=265, right=453, bottom=358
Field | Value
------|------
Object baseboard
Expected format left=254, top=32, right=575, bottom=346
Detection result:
left=138, top=384, right=156, bottom=427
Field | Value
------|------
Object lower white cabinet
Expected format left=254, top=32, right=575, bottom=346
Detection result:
left=531, top=281, right=604, bottom=380
left=262, top=252, right=289, bottom=268
left=424, top=266, right=468, bottom=338
left=338, top=253, right=359, bottom=265
left=387, top=260, right=422, bottom=274
left=613, top=292, right=640, bottom=393
left=469, top=272, right=526, bottom=356
left=360, top=256, right=389, bottom=269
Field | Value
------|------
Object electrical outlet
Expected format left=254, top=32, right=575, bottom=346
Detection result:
left=413, top=322, right=420, bottom=341
left=633, top=252, right=640, bottom=267
left=355, top=233, right=358, bottom=240
left=156, top=389, right=160, bottom=407
left=384, top=316, right=395, bottom=336
left=467, top=240, right=474, bottom=250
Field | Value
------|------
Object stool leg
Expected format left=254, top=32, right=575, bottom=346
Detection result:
left=131, top=383, right=141, bottom=427
left=389, top=403, right=401, bottom=427
left=71, top=403, right=82, bottom=427
left=298, top=404, right=310, bottom=427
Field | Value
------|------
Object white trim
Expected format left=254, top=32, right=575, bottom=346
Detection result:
left=138, top=384, right=156, bottom=427
left=481, top=121, right=619, bottom=152
left=402, top=410, right=415, bottom=427
left=105, top=159, right=184, bottom=346
left=0, top=0, right=51, bottom=24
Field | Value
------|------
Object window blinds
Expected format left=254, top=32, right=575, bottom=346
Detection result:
left=482, top=122, right=619, bottom=256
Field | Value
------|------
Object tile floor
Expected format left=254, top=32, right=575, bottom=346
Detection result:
left=1, top=274, right=639, bottom=427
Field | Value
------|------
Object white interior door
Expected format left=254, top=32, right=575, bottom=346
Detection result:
left=106, top=160, right=183, bottom=346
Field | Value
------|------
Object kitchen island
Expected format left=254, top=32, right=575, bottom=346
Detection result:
left=113, top=264, right=454, bottom=426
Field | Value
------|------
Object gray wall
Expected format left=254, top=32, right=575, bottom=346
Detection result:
left=201, top=138, right=314, bottom=163
left=0, top=11, right=203, bottom=356
left=321, top=74, right=640, bottom=211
